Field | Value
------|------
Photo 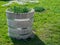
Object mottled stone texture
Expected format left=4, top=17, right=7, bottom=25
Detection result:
left=7, top=19, right=33, bottom=28
left=6, top=9, right=34, bottom=19
left=6, top=9, right=34, bottom=39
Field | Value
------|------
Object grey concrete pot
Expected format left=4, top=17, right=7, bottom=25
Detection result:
left=6, top=9, right=34, bottom=39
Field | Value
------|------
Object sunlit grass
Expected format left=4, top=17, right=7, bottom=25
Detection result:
left=0, top=0, right=60, bottom=45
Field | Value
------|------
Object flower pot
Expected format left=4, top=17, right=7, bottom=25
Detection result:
left=6, top=9, right=34, bottom=39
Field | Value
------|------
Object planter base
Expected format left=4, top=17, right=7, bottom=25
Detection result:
left=8, top=32, right=34, bottom=40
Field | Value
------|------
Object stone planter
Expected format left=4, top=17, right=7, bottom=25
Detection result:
left=6, top=9, right=34, bottom=39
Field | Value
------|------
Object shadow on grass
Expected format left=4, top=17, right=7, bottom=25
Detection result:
left=11, top=35, right=45, bottom=45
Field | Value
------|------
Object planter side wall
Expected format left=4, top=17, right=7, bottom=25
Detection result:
left=6, top=10, right=34, bottom=39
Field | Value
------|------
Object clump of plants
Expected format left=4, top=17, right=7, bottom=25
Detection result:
left=9, top=6, right=30, bottom=13
left=34, top=6, right=45, bottom=12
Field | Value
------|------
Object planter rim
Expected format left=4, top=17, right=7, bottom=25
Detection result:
left=6, top=9, right=34, bottom=14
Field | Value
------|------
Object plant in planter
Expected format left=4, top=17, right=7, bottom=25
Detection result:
left=9, top=6, right=30, bottom=13
left=7, top=5, right=34, bottom=19
left=6, top=5, right=34, bottom=39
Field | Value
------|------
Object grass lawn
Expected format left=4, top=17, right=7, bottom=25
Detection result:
left=0, top=0, right=60, bottom=45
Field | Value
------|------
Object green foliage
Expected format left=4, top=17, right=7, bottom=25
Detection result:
left=9, top=6, right=30, bottom=13
left=34, top=6, right=45, bottom=12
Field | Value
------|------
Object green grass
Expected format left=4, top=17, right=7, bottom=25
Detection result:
left=0, top=0, right=60, bottom=45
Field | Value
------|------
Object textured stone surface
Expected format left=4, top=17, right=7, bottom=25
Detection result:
left=7, top=18, right=33, bottom=28
left=8, top=27, right=32, bottom=34
left=8, top=29, right=33, bottom=39
left=6, top=9, right=34, bottom=19
left=6, top=9, right=34, bottom=39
